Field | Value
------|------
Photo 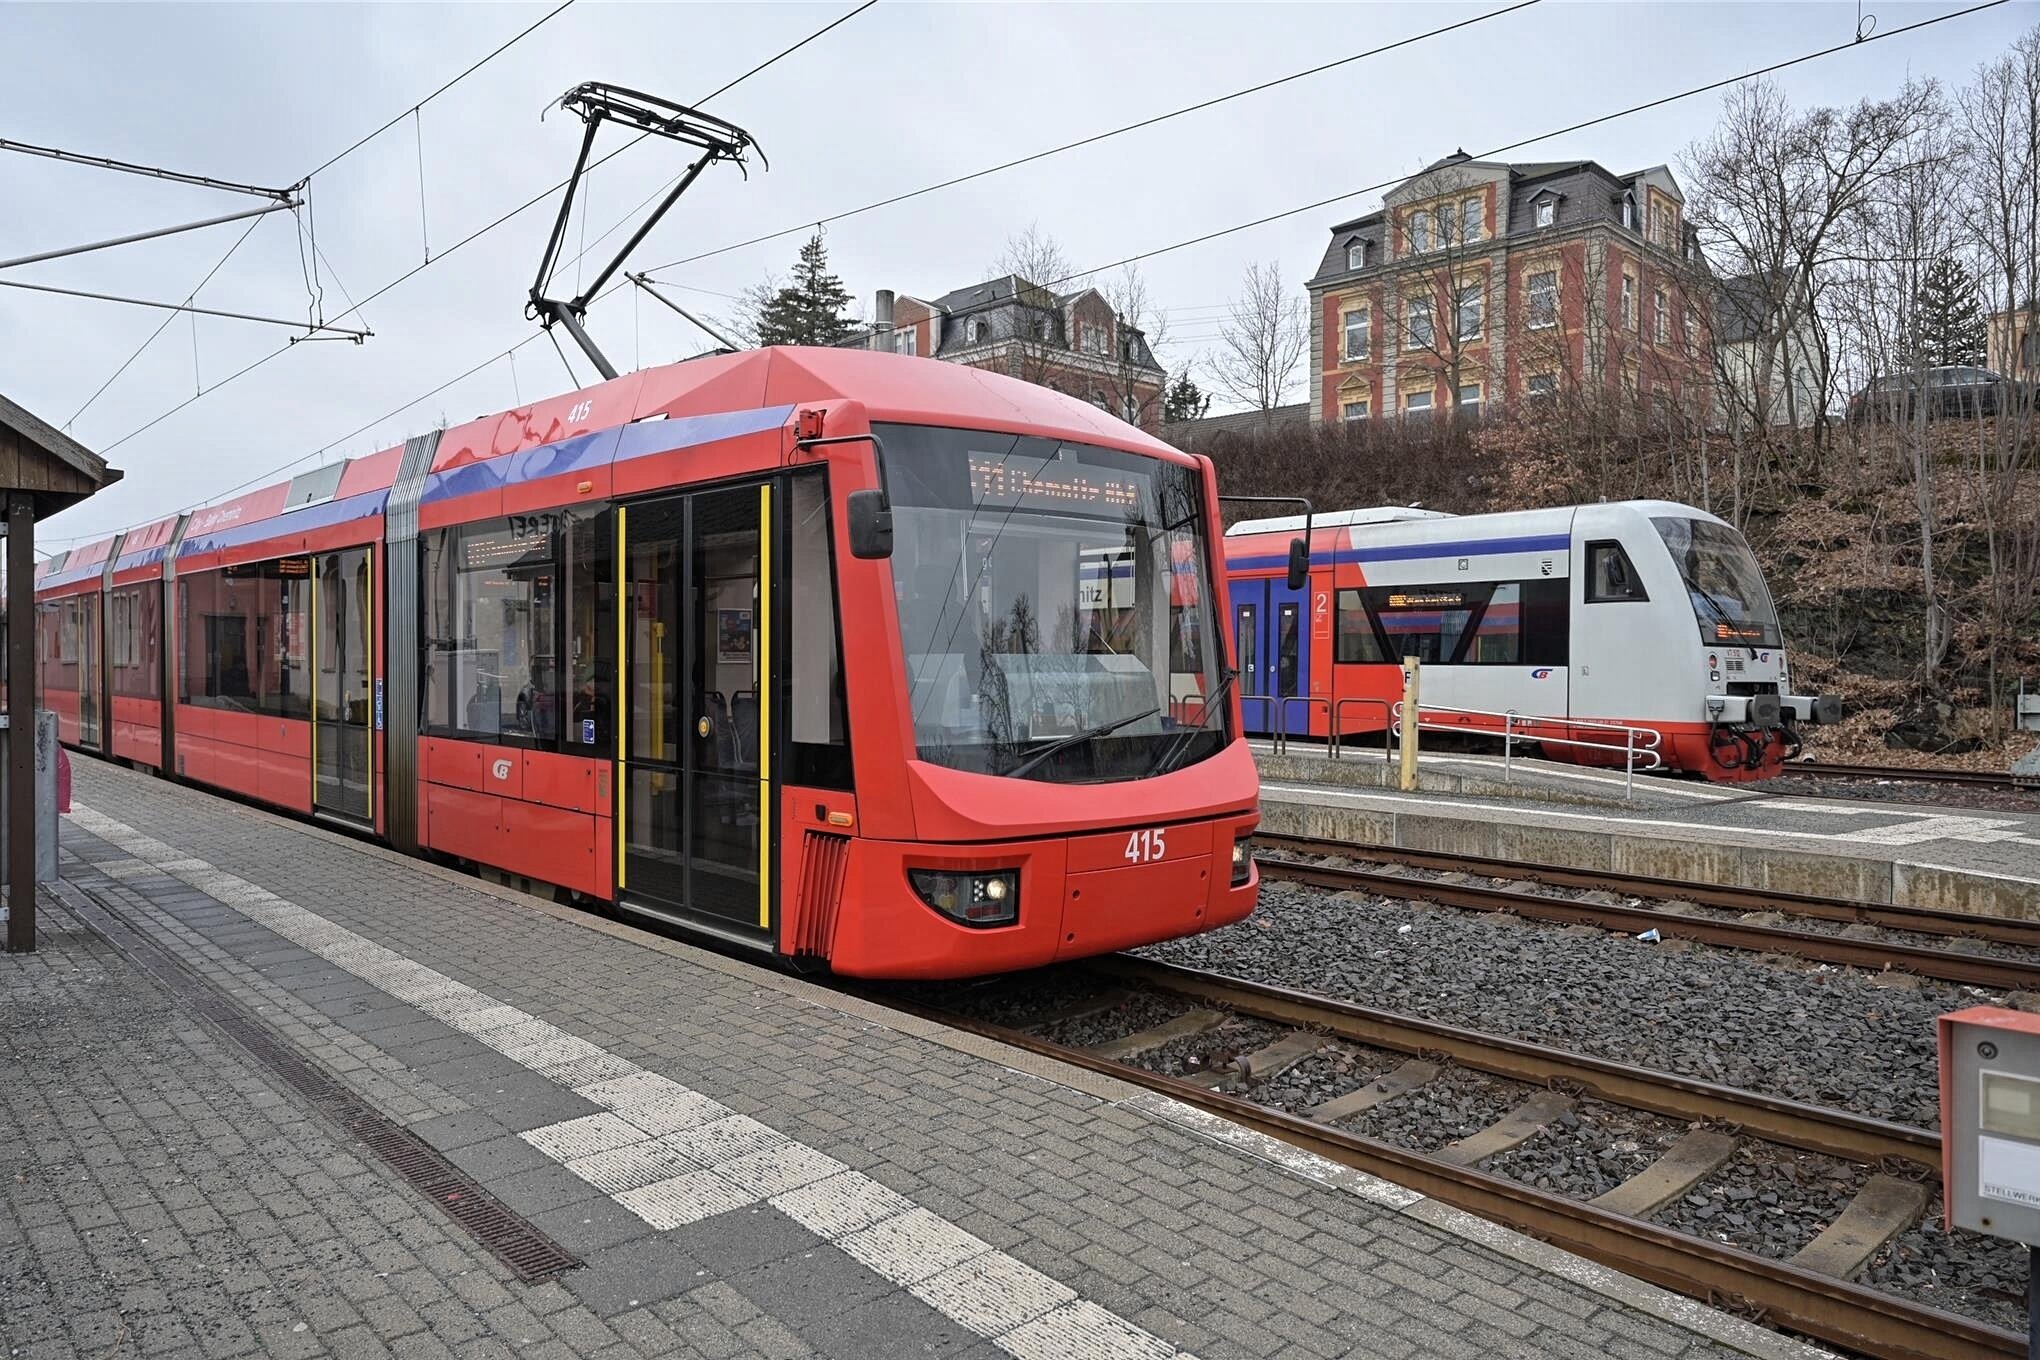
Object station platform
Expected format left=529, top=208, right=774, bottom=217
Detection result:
left=1254, top=745, right=2040, bottom=920
left=0, top=760, right=1825, bottom=1360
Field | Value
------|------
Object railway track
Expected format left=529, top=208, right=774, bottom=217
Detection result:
left=892, top=956, right=2011, bottom=1360
left=1252, top=831, right=2040, bottom=991
left=1789, top=760, right=2036, bottom=791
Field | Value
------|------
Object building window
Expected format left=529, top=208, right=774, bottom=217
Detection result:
left=965, top=317, right=984, bottom=344
left=1409, top=210, right=1433, bottom=254
left=893, top=327, right=916, bottom=356
left=1343, top=307, right=1371, bottom=361
left=1091, top=391, right=1110, bottom=411
left=1622, top=192, right=1636, bottom=231
left=1684, top=306, right=1700, bottom=357
left=1535, top=198, right=1555, bottom=229
left=1123, top=394, right=1140, bottom=423
left=1621, top=272, right=1637, bottom=330
left=1346, top=240, right=1368, bottom=270
left=1081, top=323, right=1109, bottom=357
left=1457, top=383, right=1483, bottom=411
left=1461, top=198, right=1483, bottom=245
left=1654, top=289, right=1669, bottom=344
left=1404, top=390, right=1433, bottom=417
left=1035, top=316, right=1053, bottom=341
left=1527, top=374, right=1558, bottom=399
left=1455, top=284, right=1484, bottom=342
left=1343, top=400, right=1370, bottom=422
left=1406, top=297, right=1434, bottom=350
left=1527, top=270, right=1558, bottom=329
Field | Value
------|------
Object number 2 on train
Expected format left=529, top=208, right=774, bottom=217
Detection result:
left=1125, top=827, right=1167, bottom=863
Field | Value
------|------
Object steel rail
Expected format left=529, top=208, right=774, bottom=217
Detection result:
left=1252, top=831, right=2040, bottom=950
left=1253, top=852, right=2040, bottom=992
left=1092, top=955, right=1938, bottom=1168
left=884, top=969, right=2006, bottom=1360
left=1790, top=760, right=2032, bottom=790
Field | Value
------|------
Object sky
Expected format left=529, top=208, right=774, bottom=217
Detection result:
left=2, top=0, right=2033, bottom=550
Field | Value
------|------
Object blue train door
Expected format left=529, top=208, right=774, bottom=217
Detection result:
left=1234, top=578, right=1311, bottom=737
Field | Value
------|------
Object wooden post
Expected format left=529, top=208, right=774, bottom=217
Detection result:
left=1398, top=655, right=1421, bottom=793
left=7, top=493, right=35, bottom=952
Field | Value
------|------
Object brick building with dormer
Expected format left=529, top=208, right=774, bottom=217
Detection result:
left=840, top=277, right=1168, bottom=432
left=1305, top=152, right=1715, bottom=426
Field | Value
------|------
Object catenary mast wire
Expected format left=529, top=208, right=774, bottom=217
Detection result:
left=60, top=1, right=576, bottom=438
left=89, top=0, right=881, bottom=521
left=82, top=0, right=2003, bottom=535
left=95, top=0, right=876, bottom=458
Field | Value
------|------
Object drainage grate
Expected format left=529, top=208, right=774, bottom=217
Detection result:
left=62, top=879, right=581, bottom=1284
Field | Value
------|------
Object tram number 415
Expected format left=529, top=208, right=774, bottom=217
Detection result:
left=1124, top=828, right=1168, bottom=864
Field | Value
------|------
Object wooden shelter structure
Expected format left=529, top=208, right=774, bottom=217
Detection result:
left=0, top=392, right=119, bottom=952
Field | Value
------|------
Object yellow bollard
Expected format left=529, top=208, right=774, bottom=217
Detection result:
left=1398, top=655, right=1421, bottom=792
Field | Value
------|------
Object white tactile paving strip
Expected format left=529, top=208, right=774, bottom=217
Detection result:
left=65, top=803, right=1199, bottom=1360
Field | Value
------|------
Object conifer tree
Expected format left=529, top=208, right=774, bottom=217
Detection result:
left=1912, top=255, right=1987, bottom=367
left=755, top=233, right=855, bottom=347
left=1162, top=372, right=1212, bottom=422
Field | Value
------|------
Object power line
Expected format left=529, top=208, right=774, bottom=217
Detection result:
left=99, top=0, right=879, bottom=505
left=1047, top=0, right=2010, bottom=289
left=60, top=2, right=576, bottom=440
left=98, top=0, right=875, bottom=458
left=303, top=0, right=579, bottom=181
left=549, top=0, right=881, bottom=283
left=638, top=1, right=1539, bottom=279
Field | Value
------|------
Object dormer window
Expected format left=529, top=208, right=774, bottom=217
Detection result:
left=1535, top=198, right=1556, bottom=229
left=966, top=317, right=984, bottom=344
left=1346, top=239, right=1368, bottom=271
left=1622, top=191, right=1637, bottom=230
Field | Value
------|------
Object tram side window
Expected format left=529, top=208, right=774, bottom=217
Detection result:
left=180, top=562, right=311, bottom=718
left=109, top=586, right=161, bottom=698
left=1585, top=541, right=1647, bottom=602
left=1334, top=589, right=1387, bottom=663
left=787, top=475, right=851, bottom=788
left=422, top=518, right=562, bottom=749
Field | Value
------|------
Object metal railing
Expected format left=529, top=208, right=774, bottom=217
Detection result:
left=1244, top=694, right=1398, bottom=761
left=1391, top=701, right=1664, bottom=797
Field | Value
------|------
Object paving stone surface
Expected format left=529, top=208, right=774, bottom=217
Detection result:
left=0, top=759, right=1791, bottom=1359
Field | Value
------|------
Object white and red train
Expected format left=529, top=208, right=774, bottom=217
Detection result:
left=1223, top=500, right=1839, bottom=780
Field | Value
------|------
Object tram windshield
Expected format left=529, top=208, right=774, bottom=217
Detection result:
left=1651, top=516, right=1783, bottom=648
left=880, top=424, right=1228, bottom=782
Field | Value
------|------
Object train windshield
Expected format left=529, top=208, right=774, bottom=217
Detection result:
left=1650, top=516, right=1783, bottom=648
left=879, top=423, right=1227, bottom=782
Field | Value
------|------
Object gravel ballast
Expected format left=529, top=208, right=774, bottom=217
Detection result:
left=1139, top=880, right=1974, bottom=1128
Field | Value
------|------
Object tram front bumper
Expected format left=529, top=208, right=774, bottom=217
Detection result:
left=826, top=812, right=1261, bottom=980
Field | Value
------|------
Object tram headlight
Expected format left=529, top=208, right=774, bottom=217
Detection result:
left=1231, top=836, right=1253, bottom=887
left=910, top=868, right=1020, bottom=927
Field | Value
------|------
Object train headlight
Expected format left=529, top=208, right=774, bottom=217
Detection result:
left=1231, top=836, right=1253, bottom=887
left=910, top=869, right=1020, bottom=927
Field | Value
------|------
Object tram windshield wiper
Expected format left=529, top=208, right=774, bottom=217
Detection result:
left=1146, top=670, right=1238, bottom=778
left=1004, top=705, right=1163, bottom=781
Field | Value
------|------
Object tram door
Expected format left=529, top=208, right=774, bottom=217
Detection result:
left=620, top=484, right=772, bottom=937
left=313, top=547, right=374, bottom=824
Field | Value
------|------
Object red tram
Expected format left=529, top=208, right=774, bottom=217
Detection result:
left=35, top=347, right=1259, bottom=977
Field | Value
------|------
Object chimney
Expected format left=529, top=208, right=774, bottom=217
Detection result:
left=875, top=289, right=895, bottom=352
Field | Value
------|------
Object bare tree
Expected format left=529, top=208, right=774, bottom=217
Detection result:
left=1097, top=264, right=1170, bottom=429
left=1685, top=76, right=1942, bottom=475
left=1374, top=167, right=1498, bottom=417
left=1960, top=30, right=2040, bottom=729
left=990, top=223, right=1077, bottom=291
left=1209, top=261, right=1305, bottom=412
